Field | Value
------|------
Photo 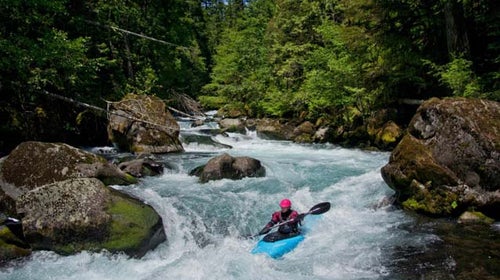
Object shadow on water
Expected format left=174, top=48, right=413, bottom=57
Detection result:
left=384, top=214, right=500, bottom=280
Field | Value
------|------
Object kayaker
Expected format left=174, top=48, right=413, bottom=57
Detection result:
left=259, top=199, right=303, bottom=235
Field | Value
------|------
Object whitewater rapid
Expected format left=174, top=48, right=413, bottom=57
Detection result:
left=1, top=125, right=443, bottom=280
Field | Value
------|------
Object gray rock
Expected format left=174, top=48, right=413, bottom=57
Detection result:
left=118, top=158, right=164, bottom=178
left=107, top=94, right=184, bottom=154
left=255, top=118, right=295, bottom=140
left=190, top=153, right=265, bottom=183
left=0, top=141, right=136, bottom=199
left=381, top=97, right=500, bottom=218
left=16, top=178, right=166, bottom=257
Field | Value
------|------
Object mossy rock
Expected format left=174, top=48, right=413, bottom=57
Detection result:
left=401, top=186, right=460, bottom=216
left=294, top=133, right=313, bottom=143
left=219, top=118, right=246, bottom=133
left=107, top=94, right=183, bottom=154
left=255, top=118, right=295, bottom=140
left=382, top=97, right=500, bottom=218
left=375, top=121, right=402, bottom=149
left=458, top=211, right=495, bottom=225
left=16, top=178, right=165, bottom=258
left=0, top=141, right=136, bottom=190
left=102, top=189, right=165, bottom=257
left=0, top=225, right=31, bottom=262
left=382, top=134, right=460, bottom=200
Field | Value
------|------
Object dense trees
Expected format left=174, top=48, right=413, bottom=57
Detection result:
left=0, top=0, right=211, bottom=153
left=204, top=0, right=499, bottom=120
left=0, top=0, right=498, bottom=153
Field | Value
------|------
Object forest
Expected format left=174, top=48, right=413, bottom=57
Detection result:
left=0, top=0, right=498, bottom=154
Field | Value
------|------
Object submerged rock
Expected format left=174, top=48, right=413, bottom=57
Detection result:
left=190, top=153, right=265, bottom=183
left=180, top=133, right=232, bottom=149
left=381, top=98, right=500, bottom=218
left=118, top=158, right=164, bottom=178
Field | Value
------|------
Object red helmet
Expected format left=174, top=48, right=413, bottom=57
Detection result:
left=279, top=199, right=291, bottom=208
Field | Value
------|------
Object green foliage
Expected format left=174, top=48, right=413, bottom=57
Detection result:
left=198, top=95, right=228, bottom=110
left=203, top=0, right=273, bottom=114
left=0, top=1, right=98, bottom=96
left=298, top=23, right=360, bottom=118
left=1, top=0, right=499, bottom=152
left=27, top=30, right=96, bottom=92
left=439, top=58, right=481, bottom=98
left=424, top=56, right=482, bottom=98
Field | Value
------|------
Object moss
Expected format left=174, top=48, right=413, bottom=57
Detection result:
left=381, top=129, right=397, bottom=143
left=469, top=211, right=495, bottom=224
left=99, top=172, right=138, bottom=186
left=402, top=186, right=460, bottom=216
left=103, top=195, right=160, bottom=252
left=342, top=106, right=362, bottom=125
left=54, top=241, right=101, bottom=255
left=402, top=198, right=424, bottom=211
left=0, top=227, right=31, bottom=260
left=294, top=134, right=313, bottom=143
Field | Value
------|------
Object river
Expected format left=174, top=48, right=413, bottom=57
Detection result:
left=1, top=119, right=498, bottom=279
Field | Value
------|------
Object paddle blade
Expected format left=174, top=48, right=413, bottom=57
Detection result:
left=308, top=202, right=331, bottom=215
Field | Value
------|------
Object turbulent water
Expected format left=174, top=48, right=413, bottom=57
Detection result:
left=1, top=119, right=498, bottom=279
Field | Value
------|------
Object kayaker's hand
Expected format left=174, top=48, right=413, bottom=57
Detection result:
left=297, top=213, right=305, bottom=221
left=259, top=226, right=271, bottom=235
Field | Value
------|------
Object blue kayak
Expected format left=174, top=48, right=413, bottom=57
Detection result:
left=251, top=215, right=319, bottom=258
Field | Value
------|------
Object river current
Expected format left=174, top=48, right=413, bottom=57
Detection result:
left=1, top=119, right=497, bottom=279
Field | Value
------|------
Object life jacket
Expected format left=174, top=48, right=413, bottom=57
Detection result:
left=270, top=209, right=300, bottom=233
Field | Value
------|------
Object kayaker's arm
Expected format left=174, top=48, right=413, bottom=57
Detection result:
left=259, top=218, right=277, bottom=235
left=259, top=226, right=271, bottom=235
left=260, top=214, right=304, bottom=235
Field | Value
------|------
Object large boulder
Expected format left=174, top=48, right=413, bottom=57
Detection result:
left=190, top=153, right=266, bottom=183
left=0, top=141, right=135, bottom=187
left=255, top=118, right=295, bottom=140
left=107, top=94, right=184, bottom=154
left=218, top=118, right=246, bottom=133
left=381, top=98, right=500, bottom=218
left=0, top=141, right=137, bottom=216
left=293, top=121, right=315, bottom=143
left=16, top=178, right=166, bottom=257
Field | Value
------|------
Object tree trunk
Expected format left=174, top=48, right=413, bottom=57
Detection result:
left=444, top=1, right=470, bottom=57
left=124, top=34, right=134, bottom=78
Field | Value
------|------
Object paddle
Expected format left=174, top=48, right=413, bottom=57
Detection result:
left=247, top=201, right=331, bottom=238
